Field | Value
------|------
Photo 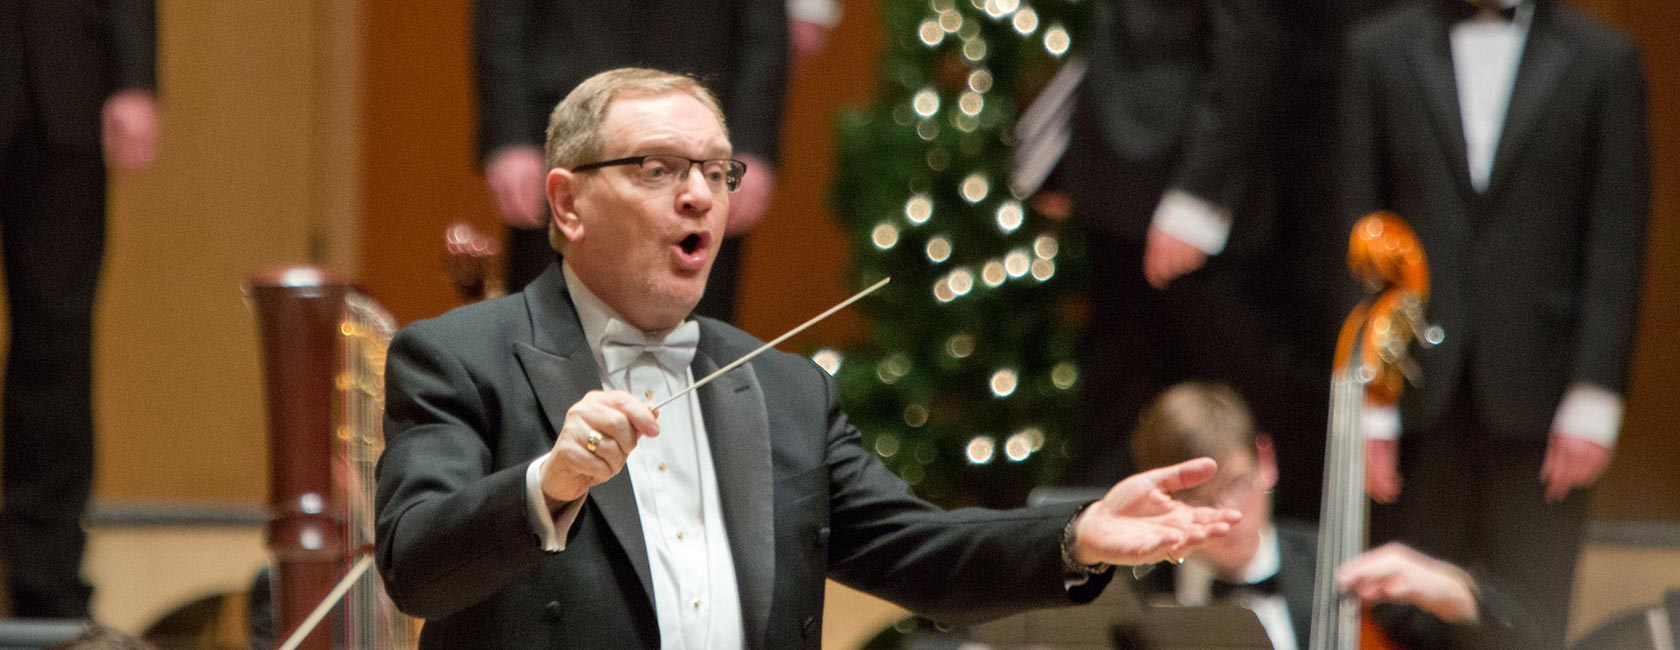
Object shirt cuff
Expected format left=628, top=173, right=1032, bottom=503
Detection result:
left=788, top=0, right=843, bottom=27
left=525, top=455, right=586, bottom=552
left=1150, top=190, right=1232, bottom=255
left=1550, top=383, right=1624, bottom=448
left=1363, top=404, right=1401, bottom=441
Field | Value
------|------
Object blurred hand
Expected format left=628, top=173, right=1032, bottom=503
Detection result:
left=1142, top=226, right=1208, bottom=289
left=725, top=153, right=774, bottom=236
left=102, top=90, right=159, bottom=174
left=1073, top=458, right=1242, bottom=567
left=541, top=390, right=660, bottom=506
left=1337, top=542, right=1479, bottom=624
left=789, top=18, right=832, bottom=62
left=486, top=146, right=550, bottom=229
left=1540, top=434, right=1612, bottom=503
left=1365, top=438, right=1402, bottom=504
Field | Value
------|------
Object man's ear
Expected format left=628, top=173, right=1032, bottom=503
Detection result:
left=548, top=167, right=584, bottom=242
left=1254, top=434, right=1280, bottom=491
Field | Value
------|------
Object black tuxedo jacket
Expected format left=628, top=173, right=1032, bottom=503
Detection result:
left=1337, top=0, right=1649, bottom=436
left=375, top=266, right=1107, bottom=649
left=1069, top=0, right=1288, bottom=258
left=0, top=0, right=155, bottom=151
left=472, top=0, right=786, bottom=164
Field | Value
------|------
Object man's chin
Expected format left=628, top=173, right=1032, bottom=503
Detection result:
left=648, top=282, right=707, bottom=320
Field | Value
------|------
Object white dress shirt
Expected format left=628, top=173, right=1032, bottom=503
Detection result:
left=522, top=262, right=745, bottom=650
left=1450, top=0, right=1530, bottom=193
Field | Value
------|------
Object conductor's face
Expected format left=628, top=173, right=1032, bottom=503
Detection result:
left=550, top=91, right=731, bottom=332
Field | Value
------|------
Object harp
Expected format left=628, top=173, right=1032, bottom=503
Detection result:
left=248, top=267, right=420, bottom=650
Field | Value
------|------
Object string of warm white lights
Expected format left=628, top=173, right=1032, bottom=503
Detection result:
left=826, top=0, right=1087, bottom=502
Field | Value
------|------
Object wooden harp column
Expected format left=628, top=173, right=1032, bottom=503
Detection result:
left=250, top=267, right=350, bottom=650
left=248, top=266, right=414, bottom=650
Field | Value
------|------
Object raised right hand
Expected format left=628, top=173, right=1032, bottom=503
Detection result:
left=485, top=146, right=550, bottom=229
left=541, top=390, right=660, bottom=504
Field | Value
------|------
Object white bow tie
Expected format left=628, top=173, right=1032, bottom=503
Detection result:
left=600, top=318, right=700, bottom=375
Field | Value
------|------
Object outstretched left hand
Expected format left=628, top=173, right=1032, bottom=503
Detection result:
left=1071, top=457, right=1242, bottom=567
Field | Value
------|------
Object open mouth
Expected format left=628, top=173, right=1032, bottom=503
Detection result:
left=672, top=231, right=710, bottom=271
left=679, top=233, right=704, bottom=256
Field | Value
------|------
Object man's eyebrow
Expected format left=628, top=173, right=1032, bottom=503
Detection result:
left=621, top=135, right=732, bottom=158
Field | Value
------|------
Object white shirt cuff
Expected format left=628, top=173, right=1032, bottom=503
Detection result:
left=525, top=455, right=586, bottom=552
left=788, top=0, right=842, bottom=27
left=1363, top=404, right=1401, bottom=441
left=1550, top=383, right=1624, bottom=448
left=1150, top=190, right=1232, bottom=255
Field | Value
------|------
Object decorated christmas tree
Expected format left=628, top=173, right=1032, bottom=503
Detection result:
left=825, top=0, right=1089, bottom=509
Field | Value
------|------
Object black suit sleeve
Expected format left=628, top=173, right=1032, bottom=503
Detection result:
left=818, top=370, right=1110, bottom=623
left=1167, top=0, right=1288, bottom=214
left=473, top=0, right=541, bottom=162
left=1570, top=39, right=1649, bottom=393
left=722, top=0, right=787, bottom=164
left=106, top=0, right=156, bottom=92
left=374, top=325, right=550, bottom=620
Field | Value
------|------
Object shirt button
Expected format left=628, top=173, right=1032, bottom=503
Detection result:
left=676, top=531, right=685, bottom=541
left=658, top=462, right=668, bottom=472
left=645, top=389, right=654, bottom=399
left=692, top=598, right=702, bottom=610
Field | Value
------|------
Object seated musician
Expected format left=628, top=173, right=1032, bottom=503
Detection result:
left=1129, top=382, right=1537, bottom=650
left=372, top=67, right=1241, bottom=649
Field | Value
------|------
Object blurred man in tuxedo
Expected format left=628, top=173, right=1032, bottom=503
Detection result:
left=375, top=68, right=1243, bottom=649
left=1339, top=1, right=1649, bottom=646
left=0, top=0, right=158, bottom=618
left=473, top=0, right=785, bottom=322
left=1132, top=382, right=1537, bottom=650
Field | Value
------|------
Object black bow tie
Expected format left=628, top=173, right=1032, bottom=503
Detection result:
left=1448, top=1, right=1519, bottom=22
left=1211, top=574, right=1280, bottom=600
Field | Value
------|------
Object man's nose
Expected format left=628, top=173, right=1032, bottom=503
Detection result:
left=677, top=164, right=715, bottom=214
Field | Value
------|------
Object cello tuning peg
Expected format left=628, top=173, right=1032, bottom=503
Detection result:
left=1399, top=356, right=1424, bottom=385
left=1421, top=324, right=1445, bottom=347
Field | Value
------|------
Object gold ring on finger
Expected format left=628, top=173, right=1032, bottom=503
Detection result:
left=586, top=431, right=602, bottom=453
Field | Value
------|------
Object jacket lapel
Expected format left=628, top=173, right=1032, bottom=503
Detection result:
left=511, top=265, right=656, bottom=611
left=1405, top=6, right=1477, bottom=202
left=693, top=325, right=774, bottom=650
left=1485, top=2, right=1573, bottom=200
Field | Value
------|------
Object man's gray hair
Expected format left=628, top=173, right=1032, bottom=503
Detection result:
left=544, top=68, right=729, bottom=170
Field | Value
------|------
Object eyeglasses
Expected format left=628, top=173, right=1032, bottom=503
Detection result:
left=1178, top=470, right=1258, bottom=508
left=571, top=155, right=747, bottom=193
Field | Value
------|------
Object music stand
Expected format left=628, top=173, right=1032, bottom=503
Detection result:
left=1119, top=605, right=1274, bottom=650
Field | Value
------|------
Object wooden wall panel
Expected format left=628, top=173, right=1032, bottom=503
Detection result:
left=1582, top=0, right=1680, bottom=522
left=88, top=2, right=327, bottom=504
left=358, top=1, right=497, bottom=324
